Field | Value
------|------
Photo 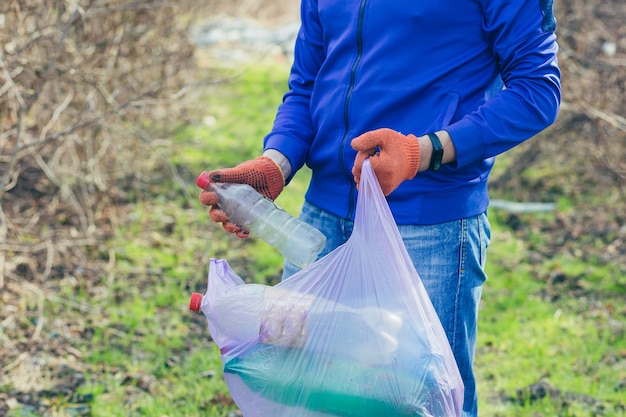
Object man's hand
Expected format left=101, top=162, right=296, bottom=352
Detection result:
left=197, top=156, right=285, bottom=238
left=351, top=128, right=421, bottom=196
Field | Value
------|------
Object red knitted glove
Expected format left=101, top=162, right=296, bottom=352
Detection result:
left=197, top=156, right=285, bottom=238
left=351, top=128, right=421, bottom=196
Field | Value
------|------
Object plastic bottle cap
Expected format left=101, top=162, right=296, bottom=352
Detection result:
left=189, top=292, right=203, bottom=312
left=196, top=172, right=211, bottom=189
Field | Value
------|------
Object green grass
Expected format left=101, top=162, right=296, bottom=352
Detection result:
left=477, top=215, right=626, bottom=416
left=15, top=60, right=623, bottom=417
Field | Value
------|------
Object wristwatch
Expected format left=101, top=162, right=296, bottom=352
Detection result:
left=427, top=133, right=444, bottom=171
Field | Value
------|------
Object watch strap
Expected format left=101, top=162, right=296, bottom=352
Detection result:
left=427, top=133, right=444, bottom=171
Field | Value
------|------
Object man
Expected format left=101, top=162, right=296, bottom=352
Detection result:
left=199, top=1, right=561, bottom=415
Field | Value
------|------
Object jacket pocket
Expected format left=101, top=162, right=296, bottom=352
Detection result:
left=427, top=91, right=460, bottom=132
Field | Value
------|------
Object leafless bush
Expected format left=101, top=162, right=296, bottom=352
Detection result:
left=488, top=0, right=626, bottom=265
left=491, top=0, right=626, bottom=200
left=0, top=0, right=201, bottom=286
left=557, top=0, right=626, bottom=187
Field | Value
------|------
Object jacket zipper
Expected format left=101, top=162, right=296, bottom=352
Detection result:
left=340, top=0, right=367, bottom=219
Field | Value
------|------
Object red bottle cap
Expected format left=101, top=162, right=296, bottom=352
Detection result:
left=196, top=172, right=211, bottom=189
left=189, top=292, right=203, bottom=312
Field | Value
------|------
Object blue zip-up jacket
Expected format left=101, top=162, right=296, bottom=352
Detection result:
left=263, top=0, right=561, bottom=224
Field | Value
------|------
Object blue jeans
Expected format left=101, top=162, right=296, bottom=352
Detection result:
left=283, top=201, right=491, bottom=417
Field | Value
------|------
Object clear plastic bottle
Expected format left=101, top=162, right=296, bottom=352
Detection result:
left=197, top=172, right=326, bottom=268
left=189, top=288, right=402, bottom=365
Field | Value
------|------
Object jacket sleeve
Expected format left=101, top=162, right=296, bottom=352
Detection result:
left=263, top=0, right=324, bottom=183
left=445, top=0, right=562, bottom=168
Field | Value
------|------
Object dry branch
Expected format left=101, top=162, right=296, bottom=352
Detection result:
left=0, top=0, right=200, bottom=287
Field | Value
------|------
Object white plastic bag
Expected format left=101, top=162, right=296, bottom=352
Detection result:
left=194, top=160, right=464, bottom=417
